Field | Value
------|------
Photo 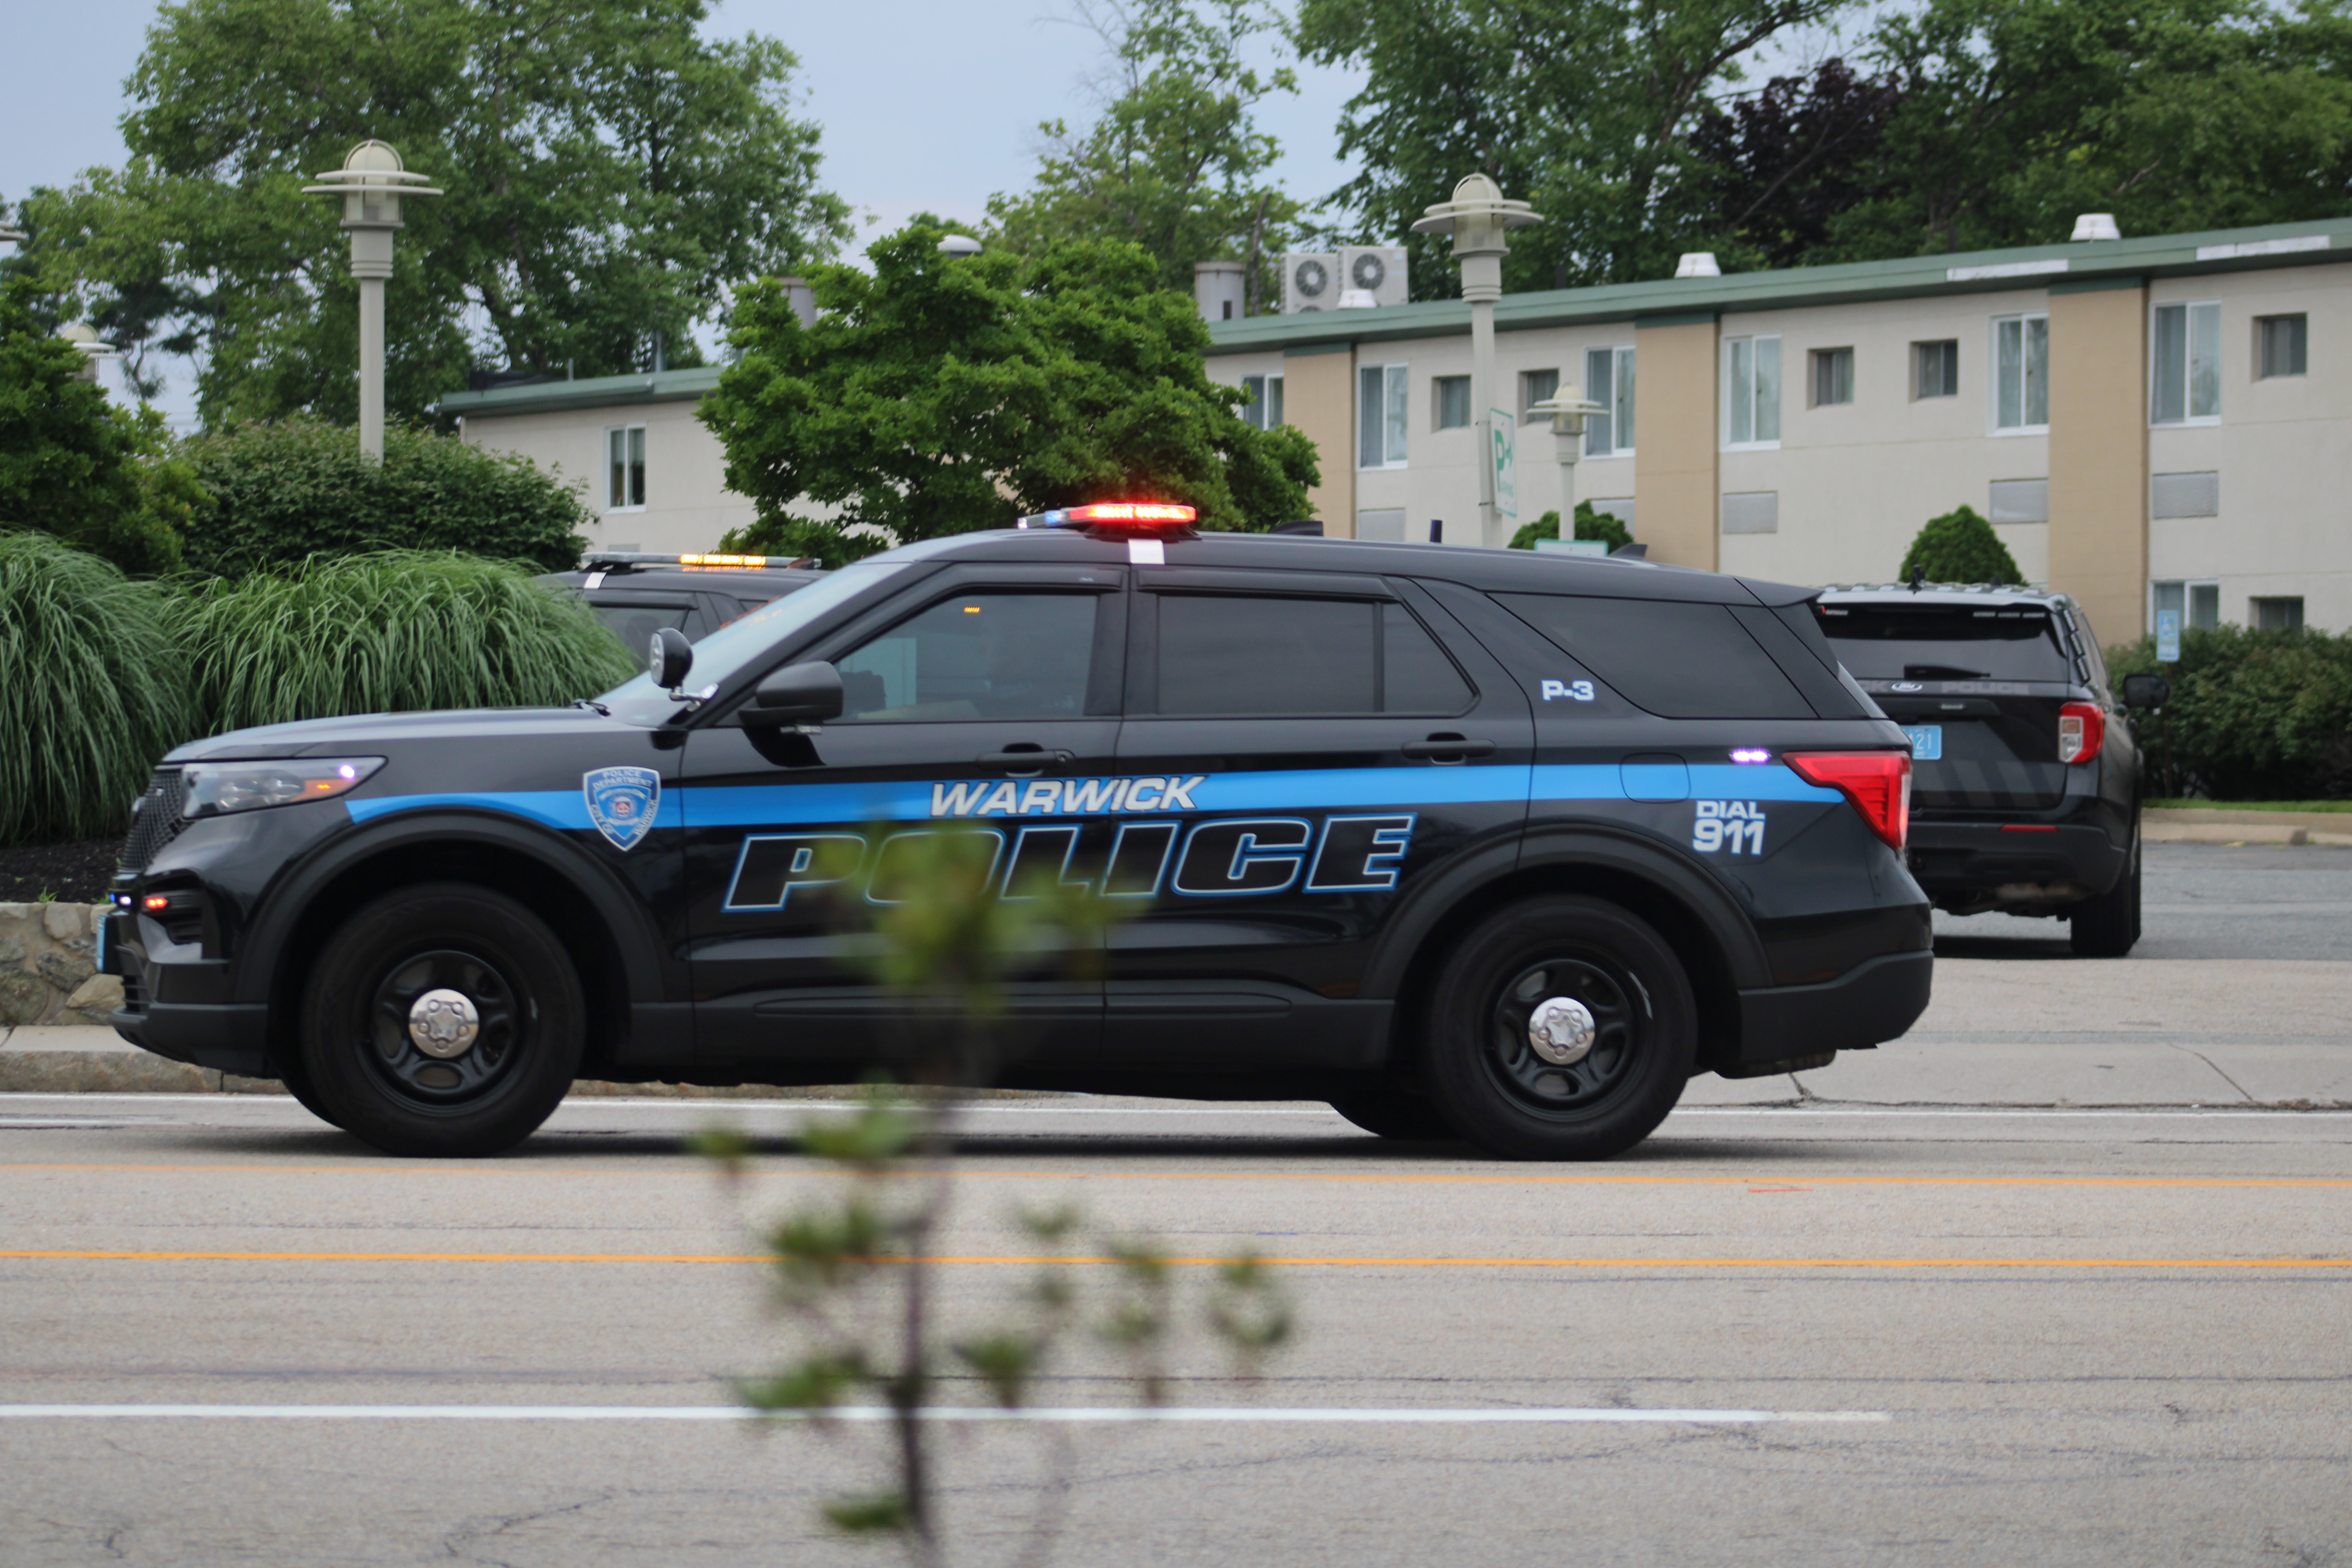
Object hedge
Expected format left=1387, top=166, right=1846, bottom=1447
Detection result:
left=2108, top=625, right=2352, bottom=800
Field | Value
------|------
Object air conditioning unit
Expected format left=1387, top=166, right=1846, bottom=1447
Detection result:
left=1339, top=245, right=1410, bottom=307
left=1283, top=252, right=1338, bottom=313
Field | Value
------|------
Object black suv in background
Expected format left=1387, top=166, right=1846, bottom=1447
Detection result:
left=108, top=516, right=1934, bottom=1161
left=540, top=552, right=825, bottom=648
left=1815, top=585, right=2167, bottom=956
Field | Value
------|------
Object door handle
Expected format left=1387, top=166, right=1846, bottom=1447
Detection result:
left=1401, top=735, right=1496, bottom=762
left=979, top=747, right=1075, bottom=775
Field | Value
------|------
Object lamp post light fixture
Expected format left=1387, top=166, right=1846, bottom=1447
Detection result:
left=303, top=140, right=441, bottom=462
left=937, top=234, right=983, bottom=257
left=1411, top=174, right=1541, bottom=547
left=0, top=220, right=25, bottom=247
left=1527, top=387, right=1604, bottom=527
left=58, top=323, right=118, bottom=386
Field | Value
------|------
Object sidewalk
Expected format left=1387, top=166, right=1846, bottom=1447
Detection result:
left=2143, top=807, right=2352, bottom=846
left=7, top=958, right=2347, bottom=1109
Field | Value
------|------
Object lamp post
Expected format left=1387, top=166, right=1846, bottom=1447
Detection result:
left=58, top=323, right=118, bottom=386
left=1527, top=387, right=1604, bottom=532
left=304, top=141, right=441, bottom=462
left=1411, top=174, right=1541, bottom=547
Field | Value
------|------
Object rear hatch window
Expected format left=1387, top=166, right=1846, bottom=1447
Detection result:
left=1816, top=602, right=2073, bottom=810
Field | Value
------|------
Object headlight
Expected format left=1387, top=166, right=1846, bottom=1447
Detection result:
left=182, top=757, right=386, bottom=818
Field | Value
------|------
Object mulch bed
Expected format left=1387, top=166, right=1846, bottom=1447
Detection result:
left=0, top=839, right=121, bottom=904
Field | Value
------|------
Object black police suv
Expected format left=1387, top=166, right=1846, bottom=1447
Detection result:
left=540, top=551, right=825, bottom=648
left=1815, top=584, right=2167, bottom=957
left=105, top=509, right=1933, bottom=1160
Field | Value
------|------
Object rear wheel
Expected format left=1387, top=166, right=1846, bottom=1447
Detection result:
left=1419, top=895, right=1695, bottom=1161
left=2070, top=824, right=2141, bottom=958
left=299, top=884, right=584, bottom=1157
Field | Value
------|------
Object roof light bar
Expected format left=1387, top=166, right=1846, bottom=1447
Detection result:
left=579, top=551, right=819, bottom=570
left=1016, top=503, right=1198, bottom=535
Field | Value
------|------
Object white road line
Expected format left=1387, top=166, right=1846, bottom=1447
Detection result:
left=0, top=1403, right=1888, bottom=1425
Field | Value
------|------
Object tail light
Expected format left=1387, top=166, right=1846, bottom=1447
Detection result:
left=1786, top=751, right=1912, bottom=850
left=2058, top=701, right=2104, bottom=764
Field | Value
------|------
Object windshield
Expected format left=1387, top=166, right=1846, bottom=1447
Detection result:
left=599, top=560, right=910, bottom=724
left=1817, top=603, right=2073, bottom=682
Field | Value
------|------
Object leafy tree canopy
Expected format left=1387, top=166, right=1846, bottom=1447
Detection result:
left=1900, top=504, right=2024, bottom=585
left=702, top=225, right=1319, bottom=566
left=1508, top=501, right=1633, bottom=552
left=174, top=417, right=591, bottom=577
left=0, top=278, right=187, bottom=574
left=5, top=0, right=849, bottom=426
left=986, top=0, right=1305, bottom=312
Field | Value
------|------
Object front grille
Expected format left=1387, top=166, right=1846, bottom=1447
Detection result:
left=119, top=768, right=189, bottom=873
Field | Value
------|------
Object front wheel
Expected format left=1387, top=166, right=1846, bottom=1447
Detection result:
left=1328, top=1084, right=1457, bottom=1141
left=300, top=884, right=584, bottom=1157
left=1419, top=895, right=1695, bottom=1161
left=2070, top=825, right=2141, bottom=958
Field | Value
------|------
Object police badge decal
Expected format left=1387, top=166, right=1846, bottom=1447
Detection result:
left=583, top=766, right=661, bottom=852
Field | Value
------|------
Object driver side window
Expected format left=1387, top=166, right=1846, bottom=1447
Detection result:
left=836, top=591, right=1104, bottom=722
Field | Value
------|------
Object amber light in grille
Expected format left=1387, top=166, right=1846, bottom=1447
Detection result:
left=2058, top=701, right=2105, bottom=764
left=1785, top=751, right=1912, bottom=850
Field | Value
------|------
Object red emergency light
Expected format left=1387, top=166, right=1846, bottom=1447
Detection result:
left=1016, top=502, right=1198, bottom=536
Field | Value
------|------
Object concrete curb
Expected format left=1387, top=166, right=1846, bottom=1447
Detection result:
left=2144, top=807, right=2352, bottom=833
left=2143, top=822, right=2352, bottom=845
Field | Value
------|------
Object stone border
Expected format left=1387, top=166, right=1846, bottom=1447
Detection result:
left=0, top=904, right=121, bottom=1028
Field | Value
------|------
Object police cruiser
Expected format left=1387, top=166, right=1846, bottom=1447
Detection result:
left=104, top=504, right=1932, bottom=1160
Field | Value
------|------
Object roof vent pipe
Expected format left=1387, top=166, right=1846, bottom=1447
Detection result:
left=2071, top=213, right=2122, bottom=241
left=1674, top=252, right=1720, bottom=278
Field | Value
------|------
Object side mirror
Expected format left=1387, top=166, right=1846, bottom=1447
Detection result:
left=648, top=626, right=694, bottom=691
left=2121, top=672, right=2170, bottom=710
left=746, top=660, right=844, bottom=726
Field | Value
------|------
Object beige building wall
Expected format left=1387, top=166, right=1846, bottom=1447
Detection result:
left=2046, top=281, right=2149, bottom=644
left=459, top=397, right=751, bottom=557
left=1280, top=347, right=1357, bottom=534
left=1632, top=318, right=1719, bottom=571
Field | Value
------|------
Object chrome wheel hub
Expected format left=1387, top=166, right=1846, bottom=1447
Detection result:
left=407, top=988, right=481, bottom=1059
left=1527, top=996, right=1597, bottom=1065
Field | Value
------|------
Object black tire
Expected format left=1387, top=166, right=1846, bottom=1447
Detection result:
left=1418, top=895, right=1695, bottom=1161
left=273, top=1048, right=340, bottom=1127
left=2070, top=824, right=2142, bottom=958
left=299, top=883, right=584, bottom=1158
left=1328, top=1084, right=1457, bottom=1141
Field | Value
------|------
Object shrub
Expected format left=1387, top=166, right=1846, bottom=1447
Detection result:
left=175, top=418, right=592, bottom=577
left=0, top=532, right=196, bottom=845
left=173, top=552, right=639, bottom=733
left=1508, top=501, right=1633, bottom=552
left=1899, top=505, right=2022, bottom=585
left=2108, top=625, right=2352, bottom=800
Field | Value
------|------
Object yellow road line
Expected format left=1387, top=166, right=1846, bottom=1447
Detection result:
left=5, top=1249, right=2350, bottom=1270
left=3, top=1165, right=2350, bottom=1191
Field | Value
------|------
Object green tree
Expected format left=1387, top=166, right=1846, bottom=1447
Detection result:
left=174, top=417, right=590, bottom=577
left=1294, top=0, right=1855, bottom=296
left=702, top=225, right=1320, bottom=566
left=987, top=0, right=1305, bottom=310
left=8, top=0, right=849, bottom=427
left=1899, top=504, right=2023, bottom=585
left=0, top=278, right=185, bottom=574
left=1508, top=500, right=1633, bottom=552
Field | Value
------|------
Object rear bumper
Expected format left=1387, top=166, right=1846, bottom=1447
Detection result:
left=1906, top=818, right=2129, bottom=905
left=1733, top=949, right=1933, bottom=1069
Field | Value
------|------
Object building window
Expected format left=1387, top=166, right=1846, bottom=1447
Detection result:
left=1358, top=363, right=1408, bottom=468
left=2152, top=301, right=2221, bottom=424
left=606, top=425, right=646, bottom=510
left=1433, top=375, right=1472, bottom=430
left=1991, top=314, right=2049, bottom=433
left=1584, top=346, right=1635, bottom=456
left=1519, top=367, right=1559, bottom=423
left=2258, top=314, right=2307, bottom=379
left=2152, top=580, right=2220, bottom=634
left=1810, top=347, right=1854, bottom=407
left=1240, top=373, right=1285, bottom=430
left=1723, top=334, right=1782, bottom=448
left=2253, top=596, right=2305, bottom=632
left=1913, top=339, right=1958, bottom=399
left=2151, top=471, right=2220, bottom=519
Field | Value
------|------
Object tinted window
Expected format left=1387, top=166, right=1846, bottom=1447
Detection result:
left=1156, top=595, right=1471, bottom=716
left=1495, top=593, right=1814, bottom=719
left=1817, top=604, right=2073, bottom=682
left=838, top=591, right=1101, bottom=721
left=590, top=601, right=693, bottom=655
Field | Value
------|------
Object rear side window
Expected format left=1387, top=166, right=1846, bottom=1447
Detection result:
left=1816, top=604, right=2073, bottom=682
left=1494, top=594, right=1815, bottom=719
left=1154, top=594, right=1472, bottom=716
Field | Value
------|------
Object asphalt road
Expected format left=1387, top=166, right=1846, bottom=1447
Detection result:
left=4, top=1093, right=2349, bottom=1566
left=1936, top=840, right=2352, bottom=960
